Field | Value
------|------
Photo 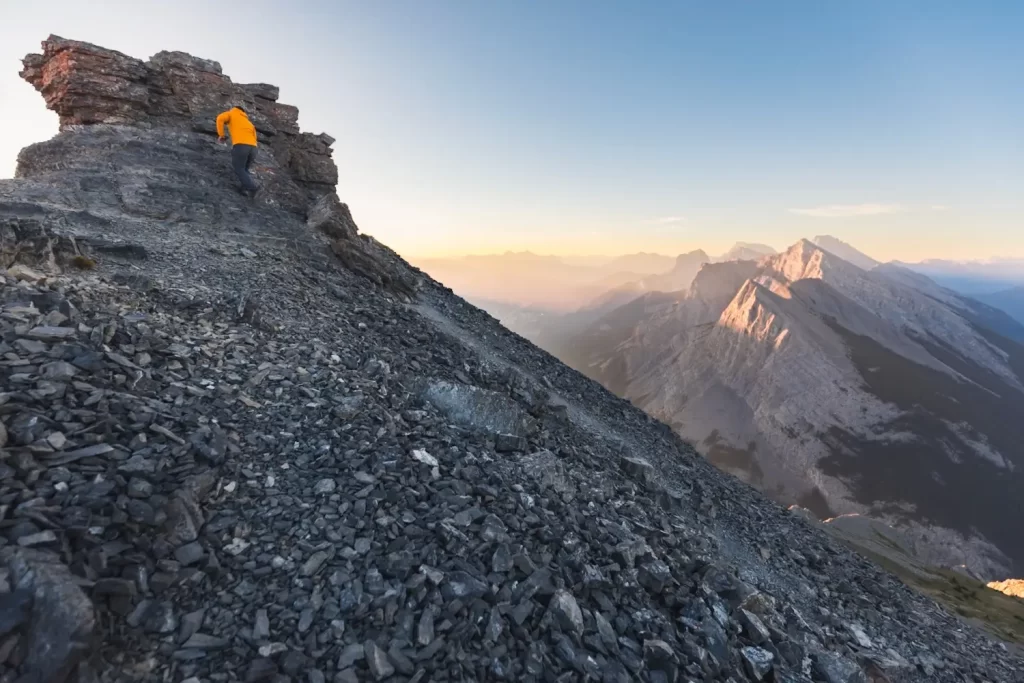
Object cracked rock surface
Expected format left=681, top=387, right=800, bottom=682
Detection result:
left=0, top=35, right=1022, bottom=683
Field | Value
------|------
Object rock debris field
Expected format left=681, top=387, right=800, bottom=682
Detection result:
left=0, top=35, right=1022, bottom=683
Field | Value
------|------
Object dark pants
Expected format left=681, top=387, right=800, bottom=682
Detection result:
left=231, top=144, right=259, bottom=194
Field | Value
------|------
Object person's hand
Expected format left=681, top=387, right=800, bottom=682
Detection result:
left=218, top=136, right=227, bottom=144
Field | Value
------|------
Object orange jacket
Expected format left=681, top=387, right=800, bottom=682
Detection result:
left=216, top=107, right=258, bottom=147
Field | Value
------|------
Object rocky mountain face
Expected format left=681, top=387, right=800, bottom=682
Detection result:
left=562, top=239, right=1024, bottom=580
left=1, top=35, right=1023, bottom=683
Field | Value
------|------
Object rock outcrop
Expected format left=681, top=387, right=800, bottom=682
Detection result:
left=0, top=35, right=1022, bottom=683
left=15, top=35, right=411, bottom=296
left=20, top=36, right=337, bottom=200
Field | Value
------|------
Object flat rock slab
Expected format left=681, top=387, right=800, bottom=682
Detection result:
left=423, top=380, right=535, bottom=437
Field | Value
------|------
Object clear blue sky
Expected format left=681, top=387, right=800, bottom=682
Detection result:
left=1, top=1, right=1022, bottom=261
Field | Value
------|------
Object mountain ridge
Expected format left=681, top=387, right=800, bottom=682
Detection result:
left=1, top=35, right=1021, bottom=683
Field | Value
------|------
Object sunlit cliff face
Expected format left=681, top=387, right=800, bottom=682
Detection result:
left=987, top=579, right=1024, bottom=598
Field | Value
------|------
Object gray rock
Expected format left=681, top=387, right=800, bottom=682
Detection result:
left=17, top=530, right=58, bottom=547
left=602, top=660, right=632, bottom=683
left=643, top=639, right=677, bottom=679
left=4, top=549, right=95, bottom=682
left=0, top=589, right=31, bottom=638
left=365, top=641, right=394, bottom=681
left=741, top=646, right=775, bottom=680
left=337, top=643, right=364, bottom=669
left=258, top=642, right=287, bottom=657
left=119, top=454, right=157, bottom=474
left=813, top=652, right=868, bottom=683
left=417, top=606, right=435, bottom=646
left=480, top=514, right=508, bottom=542
left=49, top=443, right=113, bottom=463
left=594, top=611, right=618, bottom=650
left=313, top=478, right=336, bottom=494
left=178, top=609, right=205, bottom=643
left=164, top=486, right=206, bottom=546
left=281, top=650, right=308, bottom=676
left=485, top=606, right=504, bottom=642
left=492, top=543, right=513, bottom=573
left=297, top=608, right=314, bottom=633
left=846, top=622, right=874, bottom=649
left=127, top=477, right=154, bottom=498
left=620, top=455, right=655, bottom=484
left=253, top=609, right=270, bottom=640
left=445, top=570, right=488, bottom=599
left=14, top=338, right=48, bottom=354
left=495, top=433, right=527, bottom=452
left=423, top=381, right=535, bottom=436
left=142, top=602, right=178, bottom=634
left=546, top=589, right=584, bottom=635
left=24, top=326, right=76, bottom=341
left=452, top=506, right=483, bottom=526
left=8, top=413, right=44, bottom=446
left=637, top=559, right=672, bottom=593
left=182, top=633, right=229, bottom=649
left=739, top=608, right=771, bottom=644
left=334, top=670, right=359, bottom=683
left=173, top=541, right=205, bottom=566
left=301, top=550, right=330, bottom=576
left=611, top=538, right=649, bottom=569
left=40, top=360, right=77, bottom=380
left=245, top=658, right=277, bottom=683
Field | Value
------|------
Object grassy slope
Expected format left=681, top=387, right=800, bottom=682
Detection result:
left=829, top=528, right=1024, bottom=647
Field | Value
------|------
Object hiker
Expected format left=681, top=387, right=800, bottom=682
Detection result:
left=216, top=105, right=260, bottom=197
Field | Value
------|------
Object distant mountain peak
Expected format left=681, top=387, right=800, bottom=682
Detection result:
left=811, top=235, right=880, bottom=271
left=717, top=242, right=777, bottom=263
left=762, top=239, right=834, bottom=282
left=674, top=249, right=711, bottom=268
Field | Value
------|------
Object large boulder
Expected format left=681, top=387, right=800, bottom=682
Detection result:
left=2, top=548, right=97, bottom=683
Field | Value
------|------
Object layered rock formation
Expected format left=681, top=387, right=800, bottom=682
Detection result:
left=13, top=35, right=411, bottom=296
left=1, top=35, right=1023, bottom=683
left=20, top=36, right=337, bottom=202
